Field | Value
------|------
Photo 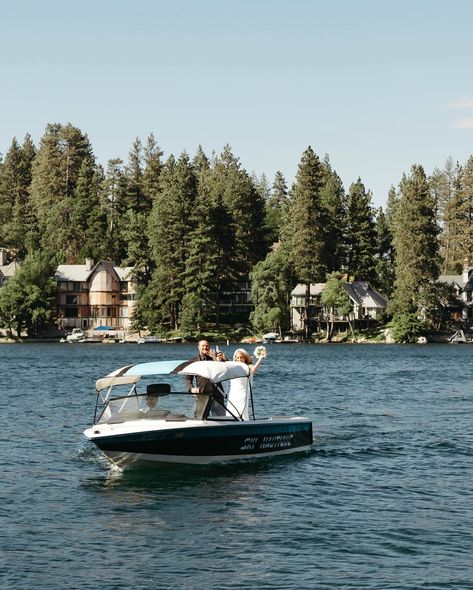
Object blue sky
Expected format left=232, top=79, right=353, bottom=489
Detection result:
left=2, top=0, right=473, bottom=207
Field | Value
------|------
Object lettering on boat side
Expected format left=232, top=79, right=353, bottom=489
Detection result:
left=240, top=434, right=294, bottom=451
left=240, top=437, right=258, bottom=450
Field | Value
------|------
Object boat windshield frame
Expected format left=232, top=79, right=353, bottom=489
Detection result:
left=93, top=384, right=242, bottom=425
left=92, top=360, right=252, bottom=424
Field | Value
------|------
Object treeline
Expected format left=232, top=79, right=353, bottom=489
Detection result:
left=0, top=122, right=471, bottom=339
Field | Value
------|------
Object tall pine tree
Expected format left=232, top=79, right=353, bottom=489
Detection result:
left=146, top=153, right=196, bottom=330
left=345, top=178, right=377, bottom=282
left=286, top=146, right=327, bottom=339
left=319, top=155, right=347, bottom=273
left=0, top=135, right=36, bottom=257
left=389, top=164, right=440, bottom=316
left=265, top=170, right=289, bottom=244
left=30, top=123, right=95, bottom=261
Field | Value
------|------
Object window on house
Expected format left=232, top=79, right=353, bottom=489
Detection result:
left=66, top=282, right=81, bottom=292
left=66, top=295, right=78, bottom=305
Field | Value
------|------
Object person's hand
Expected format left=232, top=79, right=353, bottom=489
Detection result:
left=191, top=387, right=200, bottom=393
left=216, top=351, right=226, bottom=361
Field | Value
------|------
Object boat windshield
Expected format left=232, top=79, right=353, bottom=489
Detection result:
left=96, top=390, right=236, bottom=424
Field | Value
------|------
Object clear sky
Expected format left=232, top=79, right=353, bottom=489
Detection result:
left=2, top=0, right=473, bottom=207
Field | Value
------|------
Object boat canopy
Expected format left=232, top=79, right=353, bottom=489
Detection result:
left=95, top=374, right=140, bottom=392
left=95, top=359, right=250, bottom=391
left=176, top=361, right=250, bottom=383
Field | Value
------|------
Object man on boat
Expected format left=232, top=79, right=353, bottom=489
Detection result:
left=185, top=340, right=227, bottom=416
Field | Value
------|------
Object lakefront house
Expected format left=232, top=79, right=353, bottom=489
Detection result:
left=55, top=259, right=136, bottom=332
left=290, top=281, right=388, bottom=333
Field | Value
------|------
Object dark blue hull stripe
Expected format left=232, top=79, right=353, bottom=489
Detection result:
left=94, top=421, right=313, bottom=458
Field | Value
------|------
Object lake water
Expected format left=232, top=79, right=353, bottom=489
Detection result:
left=2, top=342, right=473, bottom=589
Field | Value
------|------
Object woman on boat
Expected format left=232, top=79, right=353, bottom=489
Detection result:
left=227, top=348, right=266, bottom=420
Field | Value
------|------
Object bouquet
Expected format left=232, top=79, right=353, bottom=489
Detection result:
left=254, top=345, right=268, bottom=359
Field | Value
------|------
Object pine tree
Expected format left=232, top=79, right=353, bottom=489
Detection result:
left=345, top=178, right=377, bottom=282
left=286, top=146, right=327, bottom=339
left=374, top=206, right=394, bottom=295
left=389, top=164, right=440, bottom=317
left=70, top=159, right=108, bottom=262
left=181, top=149, right=223, bottom=329
left=119, top=138, right=155, bottom=276
left=142, top=133, right=164, bottom=204
left=319, top=155, right=347, bottom=273
left=100, top=158, right=130, bottom=263
left=265, top=170, right=289, bottom=244
left=458, top=156, right=473, bottom=264
left=432, top=158, right=462, bottom=273
left=0, top=135, right=36, bottom=257
left=253, top=172, right=271, bottom=202
left=212, top=145, right=268, bottom=273
left=146, top=153, right=196, bottom=329
left=124, top=137, right=151, bottom=214
left=30, top=123, right=95, bottom=261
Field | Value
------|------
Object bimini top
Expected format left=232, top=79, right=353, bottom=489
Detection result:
left=95, top=360, right=250, bottom=392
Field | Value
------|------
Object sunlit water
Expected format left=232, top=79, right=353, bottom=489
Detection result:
left=2, top=342, right=473, bottom=589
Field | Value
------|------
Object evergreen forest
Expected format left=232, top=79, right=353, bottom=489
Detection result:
left=0, top=122, right=472, bottom=341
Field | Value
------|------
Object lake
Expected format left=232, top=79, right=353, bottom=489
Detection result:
left=2, top=342, right=473, bottom=589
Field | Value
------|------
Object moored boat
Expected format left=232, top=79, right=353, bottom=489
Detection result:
left=63, top=328, right=86, bottom=342
left=83, top=359, right=313, bottom=468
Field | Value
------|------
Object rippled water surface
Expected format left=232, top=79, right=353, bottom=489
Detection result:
left=2, top=342, right=473, bottom=589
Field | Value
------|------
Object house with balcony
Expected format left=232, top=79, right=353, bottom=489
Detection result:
left=55, top=259, right=136, bottom=332
left=290, top=281, right=387, bottom=333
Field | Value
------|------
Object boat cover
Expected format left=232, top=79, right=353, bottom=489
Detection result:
left=95, top=374, right=140, bottom=392
left=96, top=359, right=250, bottom=390
left=176, top=360, right=250, bottom=383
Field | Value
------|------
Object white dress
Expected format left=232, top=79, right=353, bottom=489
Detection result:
left=227, top=374, right=253, bottom=420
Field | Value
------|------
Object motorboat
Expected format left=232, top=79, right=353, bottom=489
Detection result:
left=83, top=359, right=313, bottom=468
left=62, top=328, right=86, bottom=342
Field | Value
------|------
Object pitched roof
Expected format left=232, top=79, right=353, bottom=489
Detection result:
left=290, top=283, right=325, bottom=296
left=291, top=281, right=387, bottom=308
left=438, top=274, right=466, bottom=288
left=55, top=265, right=92, bottom=281
left=344, top=281, right=387, bottom=308
left=0, top=260, right=21, bottom=278
left=54, top=260, right=133, bottom=282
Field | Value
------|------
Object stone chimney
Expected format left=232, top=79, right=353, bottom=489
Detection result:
left=85, top=258, right=94, bottom=271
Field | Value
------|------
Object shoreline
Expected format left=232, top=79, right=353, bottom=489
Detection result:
left=0, top=337, right=455, bottom=345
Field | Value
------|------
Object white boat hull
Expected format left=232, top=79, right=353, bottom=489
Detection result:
left=84, top=418, right=313, bottom=469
